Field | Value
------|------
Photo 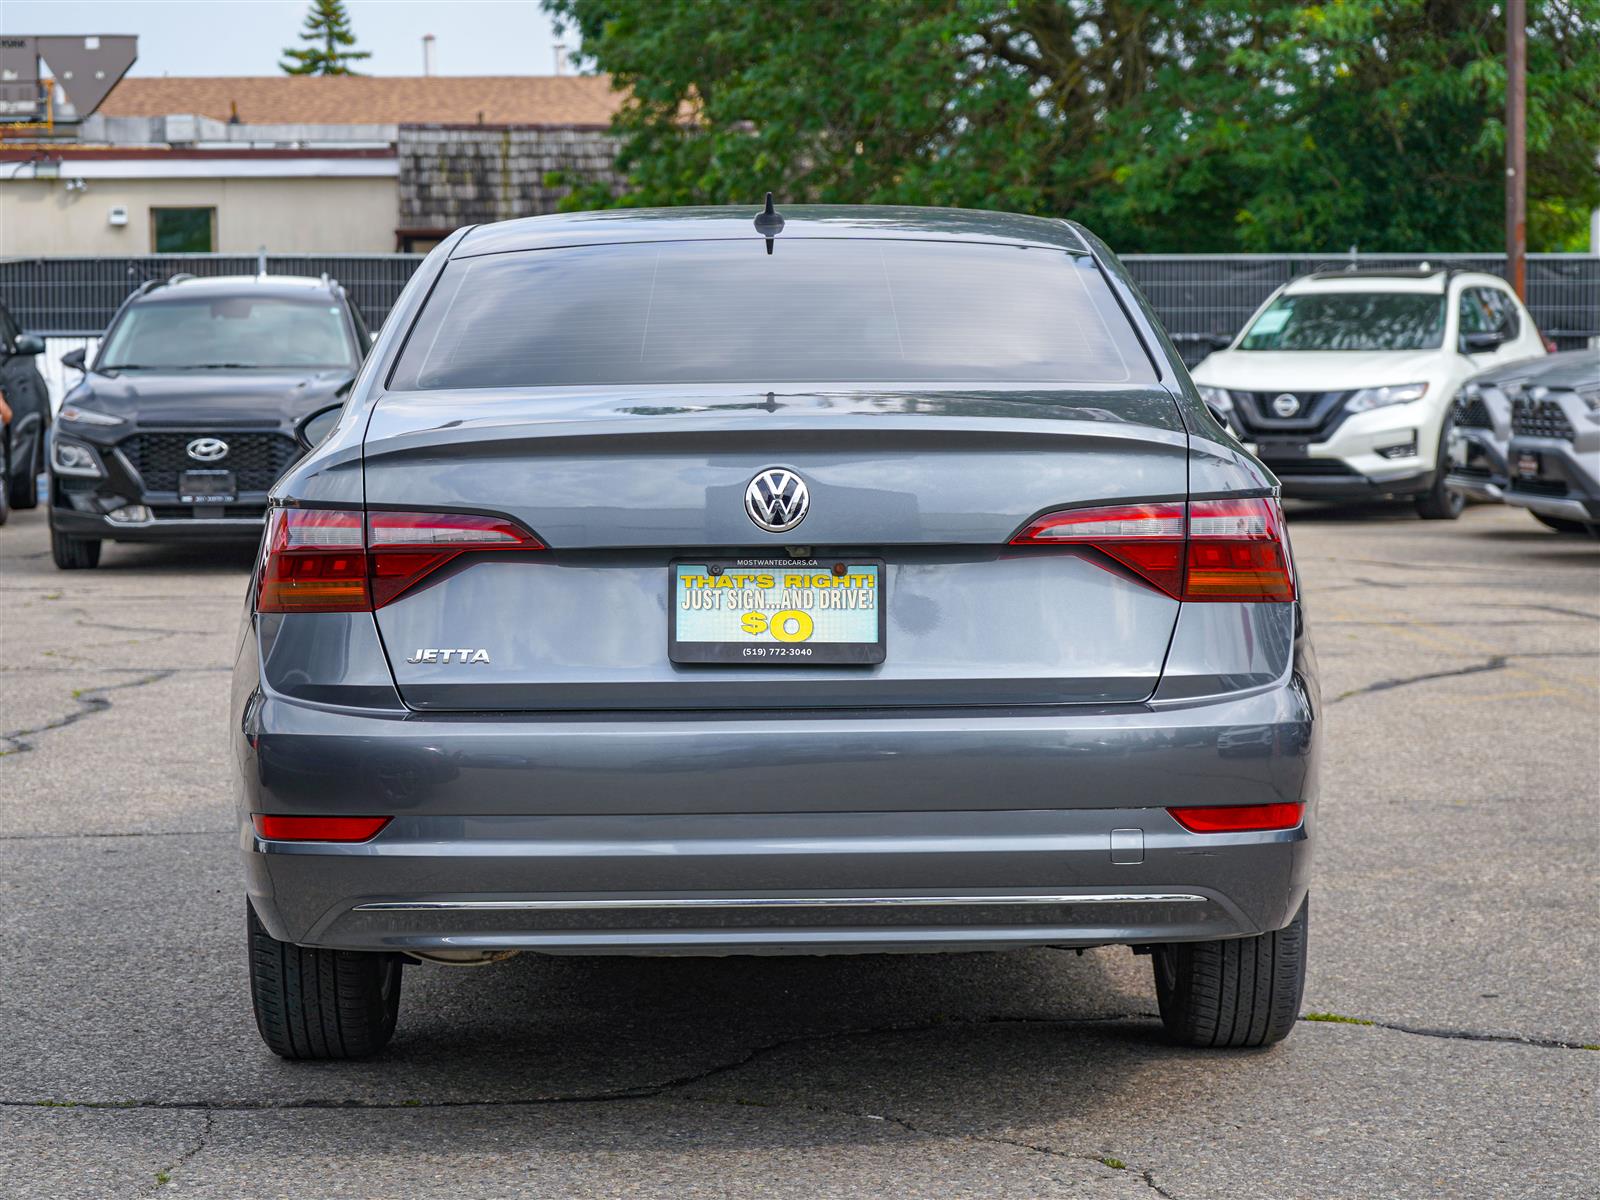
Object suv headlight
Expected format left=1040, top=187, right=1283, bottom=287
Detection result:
left=51, top=438, right=105, bottom=478
left=59, top=404, right=124, bottom=427
left=1575, top=384, right=1600, bottom=414
left=1346, top=382, right=1428, bottom=413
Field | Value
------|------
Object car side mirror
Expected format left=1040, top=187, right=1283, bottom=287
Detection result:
left=297, top=405, right=343, bottom=450
left=12, top=334, right=44, bottom=356
left=1206, top=332, right=1234, bottom=350
left=61, top=347, right=87, bottom=372
left=1460, top=330, right=1508, bottom=355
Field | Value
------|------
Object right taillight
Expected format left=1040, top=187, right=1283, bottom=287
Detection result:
left=1010, top=497, right=1295, bottom=602
left=256, top=507, right=544, bottom=613
left=1184, top=498, right=1295, bottom=601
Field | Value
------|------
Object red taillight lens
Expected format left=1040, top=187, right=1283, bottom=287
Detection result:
left=255, top=508, right=543, bottom=613
left=367, top=510, right=543, bottom=607
left=1186, top=498, right=1295, bottom=601
left=1009, top=503, right=1186, bottom=595
left=257, top=509, right=368, bottom=613
left=1168, top=803, right=1304, bottom=833
left=1010, top=497, right=1295, bottom=602
left=252, top=814, right=392, bottom=842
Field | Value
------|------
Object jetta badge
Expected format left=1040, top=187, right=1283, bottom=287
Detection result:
left=186, top=437, right=230, bottom=462
left=406, top=648, right=491, bottom=664
left=1271, top=393, right=1302, bottom=418
left=744, top=468, right=809, bottom=533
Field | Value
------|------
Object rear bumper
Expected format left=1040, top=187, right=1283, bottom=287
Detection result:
left=248, top=808, right=1311, bottom=954
left=238, top=662, right=1320, bottom=953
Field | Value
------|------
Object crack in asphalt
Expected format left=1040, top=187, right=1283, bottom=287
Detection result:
left=0, top=1013, right=1157, bottom=1114
left=1329, top=656, right=1507, bottom=704
left=1329, top=647, right=1597, bottom=705
left=1326, top=1017, right=1597, bottom=1052
left=136, top=1109, right=213, bottom=1198
left=0, top=671, right=175, bottom=757
left=4, top=1008, right=1591, bottom=1117
left=717, top=1096, right=1178, bottom=1195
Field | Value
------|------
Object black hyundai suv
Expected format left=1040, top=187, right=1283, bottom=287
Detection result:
left=48, top=274, right=368, bottom=568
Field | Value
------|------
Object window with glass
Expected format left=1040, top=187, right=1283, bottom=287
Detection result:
left=389, top=239, right=1157, bottom=390
left=1238, top=292, right=1447, bottom=352
left=98, top=296, right=358, bottom=370
left=151, top=207, right=216, bottom=253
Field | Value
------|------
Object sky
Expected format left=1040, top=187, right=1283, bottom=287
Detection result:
left=0, top=0, right=573, bottom=77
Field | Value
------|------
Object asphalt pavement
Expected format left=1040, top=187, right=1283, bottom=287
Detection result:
left=1, top=499, right=1595, bottom=1199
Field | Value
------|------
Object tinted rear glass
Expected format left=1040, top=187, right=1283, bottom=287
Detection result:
left=1239, top=292, right=1446, bottom=352
left=390, top=240, right=1155, bottom=390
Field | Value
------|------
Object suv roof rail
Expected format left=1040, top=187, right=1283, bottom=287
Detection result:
left=1304, top=266, right=1458, bottom=282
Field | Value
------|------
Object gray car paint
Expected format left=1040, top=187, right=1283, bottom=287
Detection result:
left=238, top=206, right=1318, bottom=955
left=1500, top=350, right=1600, bottom=523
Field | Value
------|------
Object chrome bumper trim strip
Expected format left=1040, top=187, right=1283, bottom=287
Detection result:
left=353, top=892, right=1209, bottom=912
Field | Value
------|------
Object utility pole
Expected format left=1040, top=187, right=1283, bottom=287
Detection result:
left=1506, top=0, right=1527, bottom=300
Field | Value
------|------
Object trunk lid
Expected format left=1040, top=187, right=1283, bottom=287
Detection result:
left=363, top=385, right=1189, bottom=711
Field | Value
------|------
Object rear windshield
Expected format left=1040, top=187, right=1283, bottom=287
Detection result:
left=1239, top=292, right=1446, bottom=352
left=389, top=239, right=1155, bottom=390
left=99, top=296, right=357, bottom=370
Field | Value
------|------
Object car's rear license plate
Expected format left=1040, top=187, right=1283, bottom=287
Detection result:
left=1515, top=452, right=1542, bottom=480
left=669, top=558, right=885, bottom=664
left=179, top=469, right=237, bottom=503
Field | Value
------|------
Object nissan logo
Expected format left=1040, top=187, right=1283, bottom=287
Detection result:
left=186, top=437, right=230, bottom=462
left=744, top=468, right=809, bottom=534
left=1271, top=393, right=1302, bottom=418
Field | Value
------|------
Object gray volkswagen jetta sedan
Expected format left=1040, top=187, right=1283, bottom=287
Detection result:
left=234, top=204, right=1319, bottom=1059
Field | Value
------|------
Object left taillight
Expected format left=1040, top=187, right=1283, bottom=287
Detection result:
left=257, top=509, right=368, bottom=613
left=256, top=508, right=543, bottom=613
left=1010, top=497, right=1295, bottom=602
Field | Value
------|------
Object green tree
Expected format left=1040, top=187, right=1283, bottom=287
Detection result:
left=280, top=0, right=372, bottom=77
left=543, top=1, right=1600, bottom=251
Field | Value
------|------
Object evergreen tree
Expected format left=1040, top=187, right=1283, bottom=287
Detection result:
left=280, top=0, right=371, bottom=77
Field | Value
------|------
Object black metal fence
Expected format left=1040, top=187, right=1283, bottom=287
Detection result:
left=3, top=251, right=1596, bottom=365
left=0, top=254, right=425, bottom=339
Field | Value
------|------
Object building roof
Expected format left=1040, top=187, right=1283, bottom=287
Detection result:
left=453, top=205, right=1093, bottom=259
left=99, top=74, right=623, bottom=127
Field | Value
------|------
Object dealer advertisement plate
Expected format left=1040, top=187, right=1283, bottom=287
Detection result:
left=669, top=558, right=886, bottom=665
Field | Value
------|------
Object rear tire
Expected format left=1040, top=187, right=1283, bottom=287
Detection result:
left=247, top=902, right=402, bottom=1060
left=1532, top=512, right=1594, bottom=535
left=1153, top=897, right=1307, bottom=1048
left=50, top=526, right=101, bottom=569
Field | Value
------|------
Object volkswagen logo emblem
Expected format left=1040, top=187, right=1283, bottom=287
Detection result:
left=186, top=437, right=230, bottom=462
left=1271, top=393, right=1302, bottom=418
left=744, top=468, right=808, bottom=534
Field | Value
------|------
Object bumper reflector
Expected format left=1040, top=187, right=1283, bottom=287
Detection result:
left=1167, top=803, right=1304, bottom=833
left=252, top=815, right=392, bottom=843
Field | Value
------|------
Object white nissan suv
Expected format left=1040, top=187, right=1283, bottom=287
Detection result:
left=1192, top=268, right=1548, bottom=518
